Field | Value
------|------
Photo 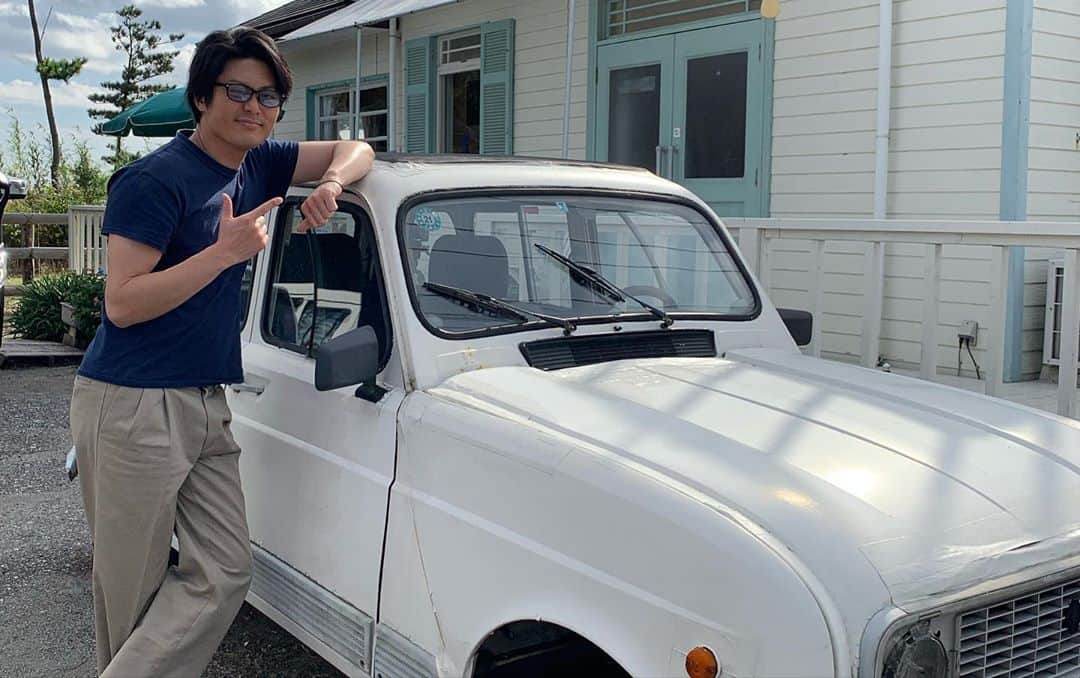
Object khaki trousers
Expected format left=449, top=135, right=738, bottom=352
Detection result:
left=70, top=376, right=252, bottom=678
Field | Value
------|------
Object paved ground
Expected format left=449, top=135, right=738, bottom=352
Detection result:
left=0, top=363, right=345, bottom=677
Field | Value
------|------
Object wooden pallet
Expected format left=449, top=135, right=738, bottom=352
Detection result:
left=0, top=338, right=84, bottom=367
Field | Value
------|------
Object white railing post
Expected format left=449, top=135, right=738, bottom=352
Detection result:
left=737, top=223, right=762, bottom=277
left=861, top=241, right=885, bottom=368
left=1058, top=248, right=1079, bottom=418
left=759, top=233, right=772, bottom=295
left=920, top=243, right=941, bottom=381
left=810, top=239, right=825, bottom=357
left=987, top=245, right=1010, bottom=396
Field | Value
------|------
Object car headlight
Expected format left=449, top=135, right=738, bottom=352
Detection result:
left=881, top=623, right=948, bottom=678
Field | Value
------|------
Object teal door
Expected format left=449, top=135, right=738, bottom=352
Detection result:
left=597, top=21, right=768, bottom=217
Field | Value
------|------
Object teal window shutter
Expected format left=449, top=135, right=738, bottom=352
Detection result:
left=480, top=19, right=515, bottom=156
left=405, top=36, right=434, bottom=153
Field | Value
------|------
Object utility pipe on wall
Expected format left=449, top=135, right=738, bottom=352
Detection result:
left=872, top=0, right=893, bottom=219
left=354, top=25, right=364, bottom=142
left=389, top=17, right=399, bottom=152
left=561, top=0, right=577, bottom=158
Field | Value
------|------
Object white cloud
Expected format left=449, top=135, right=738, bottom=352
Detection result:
left=0, top=2, right=29, bottom=18
left=0, top=78, right=102, bottom=109
left=135, top=0, right=205, bottom=7
left=227, top=0, right=288, bottom=17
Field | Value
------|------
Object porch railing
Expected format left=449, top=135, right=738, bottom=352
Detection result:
left=726, top=218, right=1080, bottom=418
left=68, top=205, right=107, bottom=275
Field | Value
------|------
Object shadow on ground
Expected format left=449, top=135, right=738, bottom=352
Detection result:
left=0, top=364, right=344, bottom=677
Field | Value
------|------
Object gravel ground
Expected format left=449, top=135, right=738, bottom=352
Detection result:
left=0, top=363, right=344, bottom=678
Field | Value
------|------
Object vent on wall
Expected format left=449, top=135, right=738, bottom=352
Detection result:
left=1044, top=257, right=1079, bottom=366
left=520, top=329, right=716, bottom=371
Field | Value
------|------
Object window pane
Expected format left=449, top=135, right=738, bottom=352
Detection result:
left=608, top=65, right=661, bottom=170
left=442, top=33, right=482, bottom=64
left=685, top=51, right=747, bottom=179
left=266, top=208, right=385, bottom=354
left=319, top=91, right=351, bottom=116
left=445, top=70, right=480, bottom=154
left=360, top=113, right=387, bottom=139
left=320, top=117, right=355, bottom=141
left=402, top=195, right=757, bottom=335
left=239, top=256, right=257, bottom=330
left=608, top=0, right=758, bottom=36
left=359, top=86, right=387, bottom=113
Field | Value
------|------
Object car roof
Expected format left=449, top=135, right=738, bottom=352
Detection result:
left=295, top=153, right=693, bottom=207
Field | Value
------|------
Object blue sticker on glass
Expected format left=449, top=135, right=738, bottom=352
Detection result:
left=414, top=208, right=442, bottom=231
left=555, top=201, right=569, bottom=213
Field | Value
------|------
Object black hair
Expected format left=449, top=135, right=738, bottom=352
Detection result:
left=186, top=26, right=293, bottom=123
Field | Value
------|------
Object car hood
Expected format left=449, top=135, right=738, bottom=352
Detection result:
left=431, top=348, right=1080, bottom=609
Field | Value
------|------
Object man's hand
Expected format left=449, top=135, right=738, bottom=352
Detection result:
left=297, top=181, right=342, bottom=232
left=214, top=193, right=281, bottom=266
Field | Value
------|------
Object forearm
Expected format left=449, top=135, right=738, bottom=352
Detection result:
left=105, top=245, right=233, bottom=328
left=319, top=141, right=375, bottom=186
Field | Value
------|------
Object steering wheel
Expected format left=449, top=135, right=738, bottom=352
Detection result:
left=622, top=285, right=677, bottom=308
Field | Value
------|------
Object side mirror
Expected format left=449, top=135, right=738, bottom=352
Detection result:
left=0, top=170, right=28, bottom=201
left=777, top=308, right=813, bottom=347
left=314, top=325, right=380, bottom=392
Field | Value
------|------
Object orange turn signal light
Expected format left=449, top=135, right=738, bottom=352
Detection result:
left=685, top=646, right=719, bottom=678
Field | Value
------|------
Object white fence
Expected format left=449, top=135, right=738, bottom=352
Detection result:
left=727, top=218, right=1080, bottom=418
left=68, top=205, right=107, bottom=275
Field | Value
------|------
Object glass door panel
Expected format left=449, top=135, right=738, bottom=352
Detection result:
left=596, top=35, right=674, bottom=174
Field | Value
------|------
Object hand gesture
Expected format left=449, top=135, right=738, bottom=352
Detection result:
left=297, top=181, right=342, bottom=232
left=215, top=193, right=281, bottom=266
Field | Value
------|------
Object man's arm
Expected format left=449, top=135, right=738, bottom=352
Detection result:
left=105, top=194, right=280, bottom=328
left=292, top=140, right=375, bottom=231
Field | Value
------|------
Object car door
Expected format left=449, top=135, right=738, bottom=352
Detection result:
left=229, top=194, right=402, bottom=673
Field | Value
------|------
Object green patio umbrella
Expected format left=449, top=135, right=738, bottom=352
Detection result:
left=101, top=87, right=194, bottom=137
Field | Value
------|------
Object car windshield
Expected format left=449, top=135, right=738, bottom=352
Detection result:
left=401, top=194, right=757, bottom=336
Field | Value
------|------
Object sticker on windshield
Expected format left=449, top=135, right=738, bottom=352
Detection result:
left=414, top=207, right=442, bottom=231
left=555, top=201, right=569, bottom=213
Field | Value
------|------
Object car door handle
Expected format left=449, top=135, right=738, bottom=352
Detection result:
left=230, top=382, right=265, bottom=395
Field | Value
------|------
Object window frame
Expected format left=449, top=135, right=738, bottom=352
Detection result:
left=306, top=77, right=390, bottom=150
left=437, top=28, right=482, bottom=153
left=395, top=187, right=762, bottom=341
left=260, top=197, right=394, bottom=371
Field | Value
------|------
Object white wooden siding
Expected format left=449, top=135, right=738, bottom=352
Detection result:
left=1029, top=0, right=1080, bottom=222
left=276, top=30, right=390, bottom=142
left=276, top=0, right=589, bottom=160
left=763, top=0, right=1027, bottom=376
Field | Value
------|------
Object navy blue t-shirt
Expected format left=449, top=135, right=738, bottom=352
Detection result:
left=78, top=131, right=299, bottom=388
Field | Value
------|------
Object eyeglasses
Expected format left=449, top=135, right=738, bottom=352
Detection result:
left=214, top=82, right=285, bottom=108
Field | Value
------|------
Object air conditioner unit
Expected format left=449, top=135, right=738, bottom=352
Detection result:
left=1044, top=255, right=1079, bottom=367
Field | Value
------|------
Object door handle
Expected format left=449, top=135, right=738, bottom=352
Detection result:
left=655, top=145, right=666, bottom=176
left=230, top=382, right=265, bottom=395
left=669, top=145, right=679, bottom=179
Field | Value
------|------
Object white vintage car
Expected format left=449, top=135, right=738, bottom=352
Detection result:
left=228, top=155, right=1080, bottom=678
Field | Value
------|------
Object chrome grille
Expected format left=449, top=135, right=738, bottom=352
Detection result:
left=957, top=578, right=1080, bottom=677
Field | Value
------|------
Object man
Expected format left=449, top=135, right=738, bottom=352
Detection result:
left=69, top=26, right=374, bottom=677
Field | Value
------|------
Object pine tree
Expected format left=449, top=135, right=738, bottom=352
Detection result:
left=87, top=4, right=183, bottom=168
left=27, top=0, right=87, bottom=189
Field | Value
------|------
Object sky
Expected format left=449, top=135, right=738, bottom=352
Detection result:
left=0, top=0, right=288, bottom=171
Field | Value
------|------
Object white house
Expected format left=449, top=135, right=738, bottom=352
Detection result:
left=244, top=0, right=1080, bottom=382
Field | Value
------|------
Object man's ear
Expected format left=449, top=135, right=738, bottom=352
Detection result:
left=194, top=95, right=208, bottom=113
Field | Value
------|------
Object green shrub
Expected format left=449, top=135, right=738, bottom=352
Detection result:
left=9, top=271, right=105, bottom=344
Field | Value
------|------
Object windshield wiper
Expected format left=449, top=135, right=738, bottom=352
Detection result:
left=423, top=281, right=577, bottom=336
left=533, top=243, right=674, bottom=328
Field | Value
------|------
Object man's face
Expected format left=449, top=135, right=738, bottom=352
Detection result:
left=195, top=57, right=282, bottom=149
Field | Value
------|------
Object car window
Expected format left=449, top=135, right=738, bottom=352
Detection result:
left=263, top=203, right=390, bottom=360
left=238, top=256, right=257, bottom=331
left=401, top=194, right=757, bottom=336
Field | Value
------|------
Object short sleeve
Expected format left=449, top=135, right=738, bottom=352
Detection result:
left=101, top=170, right=181, bottom=252
left=246, top=138, right=300, bottom=202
